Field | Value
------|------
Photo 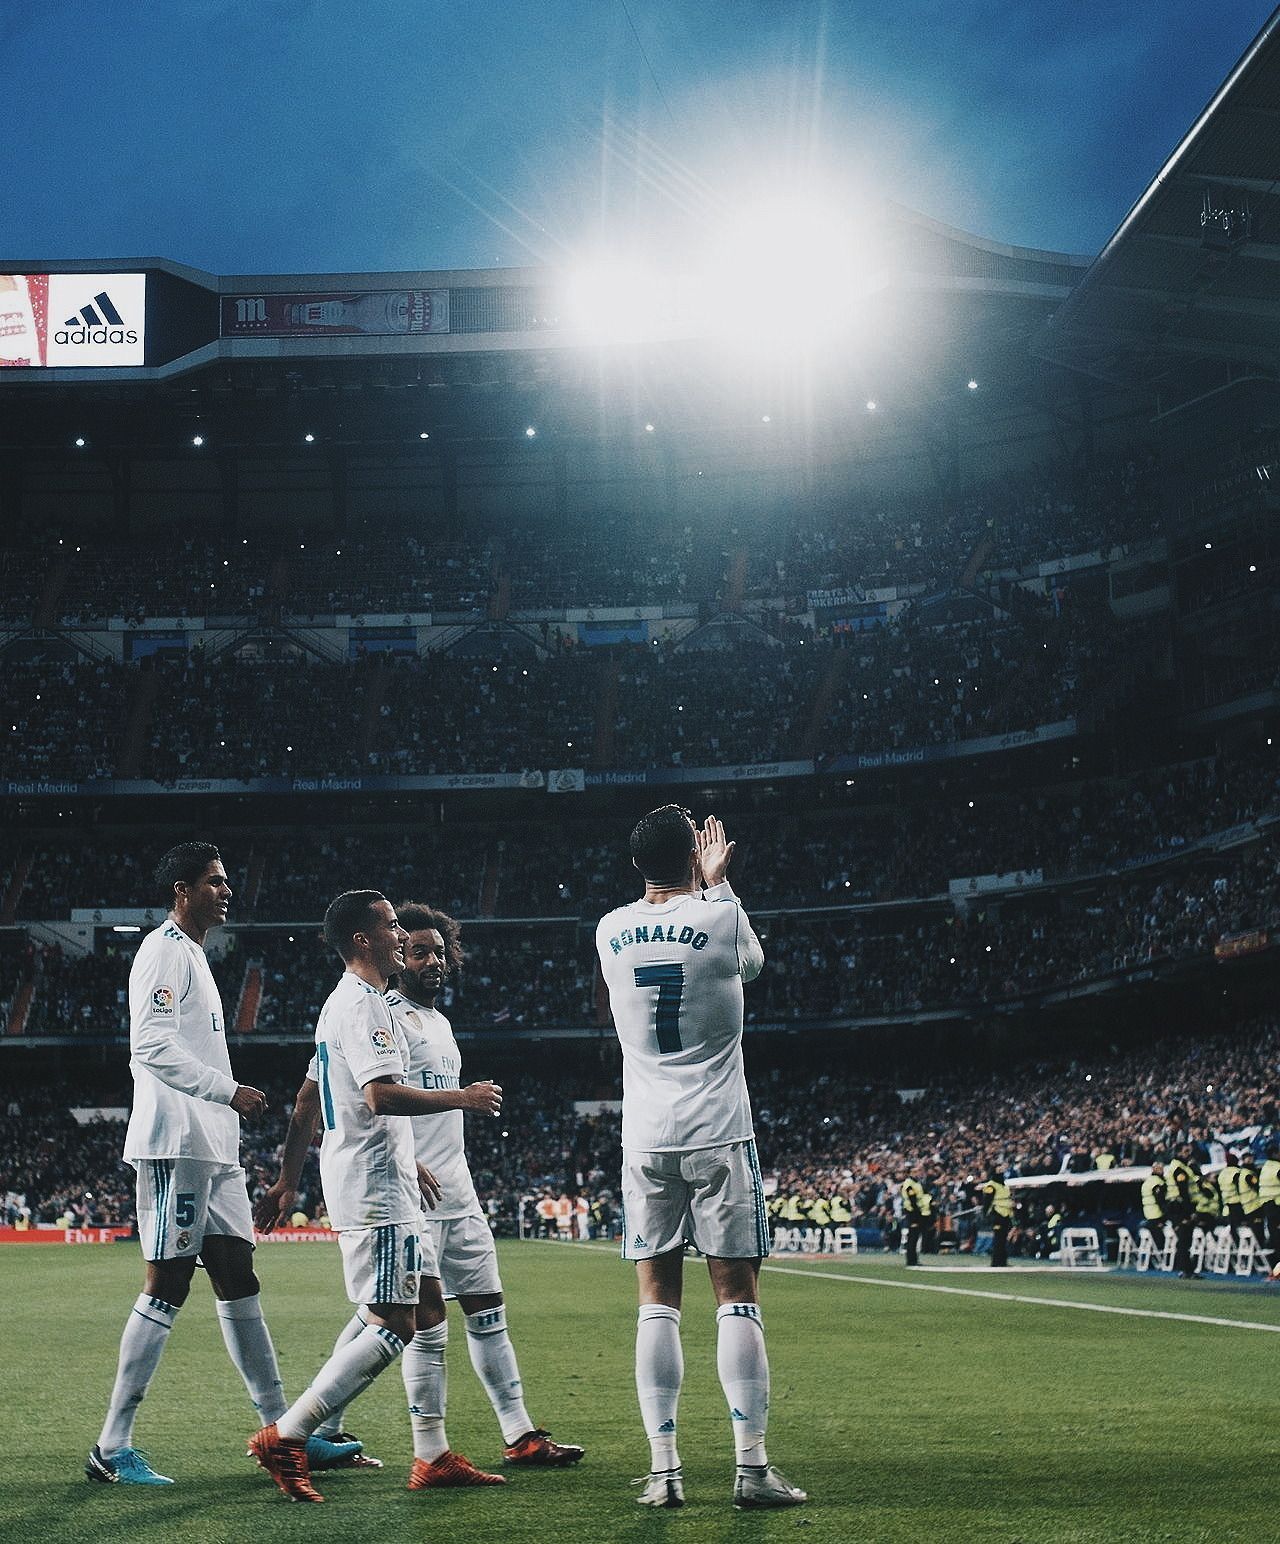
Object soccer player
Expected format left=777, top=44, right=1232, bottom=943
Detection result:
left=256, top=902, right=584, bottom=1469
left=249, top=891, right=506, bottom=1503
left=86, top=841, right=359, bottom=1486
left=595, top=808, right=806, bottom=1511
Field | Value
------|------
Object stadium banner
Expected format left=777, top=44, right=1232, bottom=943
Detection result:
left=254, top=1229, right=337, bottom=1243
left=0, top=1227, right=133, bottom=1244
left=221, top=289, right=450, bottom=337
left=5, top=770, right=545, bottom=797
left=827, top=718, right=1078, bottom=773
left=547, top=768, right=586, bottom=793
left=1, top=272, right=146, bottom=367
left=949, top=870, right=1044, bottom=897
left=585, top=759, right=815, bottom=789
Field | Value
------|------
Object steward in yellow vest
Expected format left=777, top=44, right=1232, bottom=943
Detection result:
left=1217, top=1160, right=1243, bottom=1222
left=1260, top=1145, right=1280, bottom=1253
left=1140, top=1162, right=1169, bottom=1254
left=980, top=1175, right=1013, bottom=1268
left=900, top=1174, right=928, bottom=1266
left=829, top=1195, right=852, bottom=1225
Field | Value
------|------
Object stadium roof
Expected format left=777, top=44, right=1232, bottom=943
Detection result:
left=1035, top=5, right=1280, bottom=386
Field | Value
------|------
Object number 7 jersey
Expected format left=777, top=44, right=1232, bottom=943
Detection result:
left=595, top=880, right=764, bottom=1153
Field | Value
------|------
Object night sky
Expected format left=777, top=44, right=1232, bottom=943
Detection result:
left=4, top=1, right=1273, bottom=276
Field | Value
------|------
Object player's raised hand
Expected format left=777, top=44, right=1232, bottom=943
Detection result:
left=462, top=1080, right=503, bottom=1115
left=417, top=1162, right=443, bottom=1211
left=231, top=1084, right=268, bottom=1121
left=253, top=1182, right=295, bottom=1234
left=697, top=815, right=736, bottom=886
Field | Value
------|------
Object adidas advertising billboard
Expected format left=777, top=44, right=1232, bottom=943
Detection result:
left=0, top=273, right=146, bottom=367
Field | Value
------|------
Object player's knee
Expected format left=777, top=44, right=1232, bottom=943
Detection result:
left=145, top=1258, right=196, bottom=1305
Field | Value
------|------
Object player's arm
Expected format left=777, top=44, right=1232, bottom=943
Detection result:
left=697, top=817, right=765, bottom=982
left=252, top=1076, right=321, bottom=1232
left=129, top=937, right=265, bottom=1117
left=362, top=1077, right=503, bottom=1118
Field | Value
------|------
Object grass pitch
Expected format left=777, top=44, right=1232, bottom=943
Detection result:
left=2, top=1241, right=1277, bottom=1544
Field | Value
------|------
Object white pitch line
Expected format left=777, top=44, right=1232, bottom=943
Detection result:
left=762, top=1263, right=1280, bottom=1334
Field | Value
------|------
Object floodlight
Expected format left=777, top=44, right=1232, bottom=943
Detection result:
left=419, top=431, right=430, bottom=440
left=304, top=432, right=315, bottom=443
left=967, top=379, right=979, bottom=391
left=525, top=426, right=537, bottom=439
left=192, top=434, right=204, bottom=447
left=74, top=436, right=86, bottom=448
left=562, top=258, right=665, bottom=345
left=699, top=195, right=875, bottom=349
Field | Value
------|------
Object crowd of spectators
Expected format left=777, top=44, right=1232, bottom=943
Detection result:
left=0, top=601, right=1140, bottom=787
left=760, top=1015, right=1280, bottom=1244
left=10, top=824, right=1277, bottom=1036
left=6, top=1015, right=1276, bottom=1245
left=1, top=445, right=1164, bottom=635
left=11, top=738, right=1275, bottom=924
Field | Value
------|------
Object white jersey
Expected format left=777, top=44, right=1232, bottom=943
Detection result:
left=386, top=991, right=481, bottom=1221
left=124, top=920, right=239, bottom=1164
left=308, top=972, right=420, bottom=1231
left=595, top=880, right=764, bottom=1153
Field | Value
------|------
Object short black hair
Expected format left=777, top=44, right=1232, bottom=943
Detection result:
left=397, top=901, right=465, bottom=976
left=156, top=841, right=222, bottom=908
left=629, top=805, right=695, bottom=885
left=323, top=889, right=388, bottom=961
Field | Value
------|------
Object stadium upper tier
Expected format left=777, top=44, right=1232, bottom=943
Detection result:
left=5, top=743, right=1275, bottom=923
left=0, top=606, right=1123, bottom=784
left=0, top=446, right=1162, bottom=628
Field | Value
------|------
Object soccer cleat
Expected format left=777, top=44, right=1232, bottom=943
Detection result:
left=502, top=1428, right=585, bottom=1467
left=733, top=1463, right=807, bottom=1509
left=633, top=1469, right=684, bottom=1508
left=305, top=1432, right=375, bottom=1469
left=248, top=1423, right=324, bottom=1503
left=408, top=1451, right=507, bottom=1489
left=85, top=1445, right=174, bottom=1485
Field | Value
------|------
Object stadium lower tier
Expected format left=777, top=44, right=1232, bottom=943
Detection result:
left=4, top=1016, right=1274, bottom=1247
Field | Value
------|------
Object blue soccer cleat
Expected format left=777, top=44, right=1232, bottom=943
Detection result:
left=304, top=1432, right=368, bottom=1469
left=85, top=1444, right=175, bottom=1485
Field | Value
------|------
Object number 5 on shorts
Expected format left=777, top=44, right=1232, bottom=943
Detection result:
left=175, top=1192, right=196, bottom=1227
left=634, top=963, right=684, bottom=1053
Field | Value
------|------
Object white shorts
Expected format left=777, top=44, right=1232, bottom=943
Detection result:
left=338, top=1221, right=424, bottom=1307
left=621, top=1140, right=770, bottom=1261
left=133, top=1157, right=254, bottom=1262
left=422, top=1212, right=503, bottom=1298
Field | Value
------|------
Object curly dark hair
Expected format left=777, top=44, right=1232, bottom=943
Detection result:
left=396, top=901, right=465, bottom=976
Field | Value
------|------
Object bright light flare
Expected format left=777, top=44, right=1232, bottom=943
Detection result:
left=561, top=258, right=669, bottom=345
left=699, top=196, right=876, bottom=351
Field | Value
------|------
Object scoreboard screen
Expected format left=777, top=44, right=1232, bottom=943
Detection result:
left=0, top=273, right=146, bottom=367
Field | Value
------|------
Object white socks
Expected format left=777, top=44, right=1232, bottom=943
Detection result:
left=715, top=1302, right=770, bottom=1469
left=97, top=1293, right=179, bottom=1456
left=215, top=1294, right=286, bottom=1424
left=313, top=1310, right=367, bottom=1437
left=276, top=1324, right=405, bottom=1441
left=464, top=1306, right=533, bottom=1445
left=403, top=1323, right=450, bottom=1462
left=636, top=1303, right=683, bottom=1473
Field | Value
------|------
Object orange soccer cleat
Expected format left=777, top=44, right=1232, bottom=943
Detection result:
left=248, top=1423, right=324, bottom=1503
left=407, top=1451, right=507, bottom=1489
left=502, top=1428, right=585, bottom=1467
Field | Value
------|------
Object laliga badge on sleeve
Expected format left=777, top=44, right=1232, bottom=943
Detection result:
left=371, top=1026, right=395, bottom=1054
left=152, top=986, right=175, bottom=1015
